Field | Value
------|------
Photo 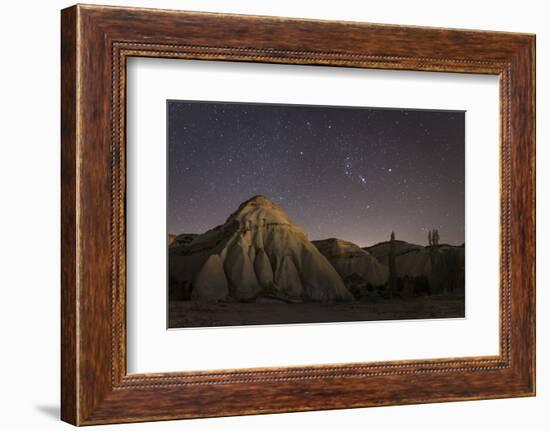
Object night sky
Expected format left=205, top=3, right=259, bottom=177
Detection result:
left=167, top=101, right=465, bottom=247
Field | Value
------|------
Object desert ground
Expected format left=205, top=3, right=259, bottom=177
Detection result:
left=168, top=294, right=465, bottom=328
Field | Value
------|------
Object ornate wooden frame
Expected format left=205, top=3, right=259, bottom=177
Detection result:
left=61, top=4, right=535, bottom=425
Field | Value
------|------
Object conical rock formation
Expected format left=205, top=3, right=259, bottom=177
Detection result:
left=169, top=195, right=353, bottom=302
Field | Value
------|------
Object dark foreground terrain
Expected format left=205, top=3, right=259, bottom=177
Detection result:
left=168, top=295, right=465, bottom=328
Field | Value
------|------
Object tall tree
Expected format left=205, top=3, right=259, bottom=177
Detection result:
left=432, top=229, right=440, bottom=247
left=388, top=231, right=397, bottom=297
left=428, top=229, right=445, bottom=294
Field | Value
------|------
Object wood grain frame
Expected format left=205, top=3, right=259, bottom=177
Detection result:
left=61, top=4, right=535, bottom=426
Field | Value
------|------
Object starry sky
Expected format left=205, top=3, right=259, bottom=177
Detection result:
left=167, top=100, right=465, bottom=247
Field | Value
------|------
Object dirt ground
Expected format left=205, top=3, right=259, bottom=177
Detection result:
left=168, top=295, right=465, bottom=328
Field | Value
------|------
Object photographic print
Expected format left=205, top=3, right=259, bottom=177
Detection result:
left=167, top=100, right=465, bottom=328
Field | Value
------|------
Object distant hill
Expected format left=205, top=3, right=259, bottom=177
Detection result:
left=393, top=244, right=465, bottom=292
left=365, top=240, right=424, bottom=266
left=365, top=240, right=464, bottom=293
left=312, top=238, right=388, bottom=287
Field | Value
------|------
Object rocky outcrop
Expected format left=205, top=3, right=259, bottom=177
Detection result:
left=169, top=195, right=353, bottom=302
left=313, top=238, right=389, bottom=287
left=254, top=249, right=274, bottom=287
left=191, top=254, right=228, bottom=302
left=365, top=240, right=423, bottom=266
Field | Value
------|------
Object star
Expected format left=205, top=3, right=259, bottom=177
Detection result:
left=168, top=101, right=465, bottom=247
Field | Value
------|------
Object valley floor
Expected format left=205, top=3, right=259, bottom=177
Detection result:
left=168, top=295, right=465, bottom=328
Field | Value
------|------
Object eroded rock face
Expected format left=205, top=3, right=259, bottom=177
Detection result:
left=254, top=249, right=274, bottom=287
left=274, top=255, right=303, bottom=299
left=313, top=238, right=389, bottom=287
left=224, top=239, right=261, bottom=300
left=395, top=249, right=432, bottom=278
left=191, top=254, right=229, bottom=302
left=365, top=240, right=423, bottom=266
left=300, top=246, right=354, bottom=301
left=169, top=195, right=353, bottom=302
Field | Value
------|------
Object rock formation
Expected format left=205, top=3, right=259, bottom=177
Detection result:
left=169, top=195, right=353, bottom=302
left=313, top=238, right=389, bottom=287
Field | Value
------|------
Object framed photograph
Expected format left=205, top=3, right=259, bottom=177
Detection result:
left=165, top=100, right=466, bottom=329
left=61, top=4, right=535, bottom=425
